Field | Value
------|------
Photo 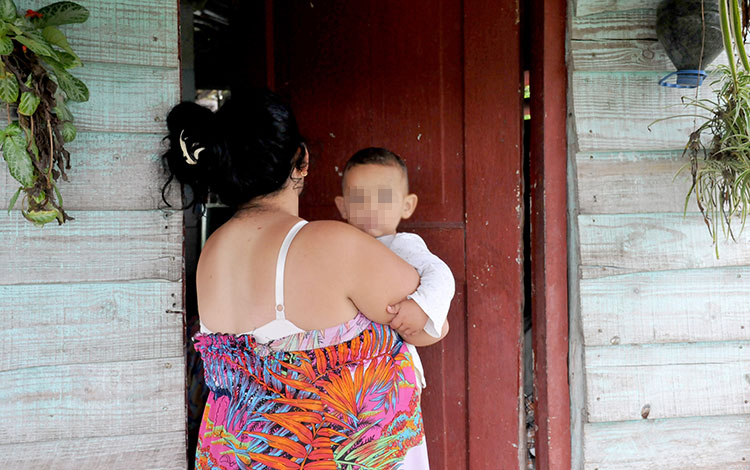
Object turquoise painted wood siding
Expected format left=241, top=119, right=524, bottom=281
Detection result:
left=569, top=0, right=750, bottom=469
left=0, top=1, right=184, bottom=468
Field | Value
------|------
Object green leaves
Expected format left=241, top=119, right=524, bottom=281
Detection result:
left=61, top=121, right=75, bottom=142
left=7, top=186, right=20, bottom=212
left=0, top=1, right=89, bottom=227
left=16, top=31, right=57, bottom=59
left=53, top=100, right=72, bottom=121
left=18, top=88, right=39, bottom=115
left=18, top=75, right=39, bottom=115
left=42, top=26, right=80, bottom=67
left=22, top=207, right=60, bottom=226
left=0, top=70, right=17, bottom=102
left=42, top=26, right=70, bottom=52
left=2, top=122, right=34, bottom=187
left=0, top=0, right=16, bottom=22
left=56, top=50, right=80, bottom=67
left=55, top=100, right=76, bottom=141
left=43, top=57, right=87, bottom=101
left=0, top=35, right=12, bottom=55
left=35, top=2, right=89, bottom=27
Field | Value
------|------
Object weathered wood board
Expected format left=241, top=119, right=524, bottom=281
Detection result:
left=571, top=40, right=731, bottom=72
left=0, top=63, right=178, bottom=134
left=21, top=0, right=179, bottom=68
left=0, top=281, right=182, bottom=371
left=0, top=210, right=182, bottom=285
left=572, top=8, right=655, bottom=39
left=67, top=62, right=179, bottom=134
left=575, top=151, right=697, bottom=214
left=0, top=66, right=178, bottom=134
left=0, top=64, right=180, bottom=134
left=585, top=341, right=750, bottom=422
left=569, top=0, right=750, bottom=467
left=583, top=415, right=750, bottom=469
left=581, top=266, right=750, bottom=346
left=578, top=213, right=750, bottom=278
left=571, top=39, right=669, bottom=72
left=575, top=0, right=656, bottom=17
left=0, top=431, right=186, bottom=470
left=0, top=132, right=181, bottom=210
left=572, top=71, right=718, bottom=152
left=1, top=0, right=186, bottom=467
left=0, top=357, right=184, bottom=444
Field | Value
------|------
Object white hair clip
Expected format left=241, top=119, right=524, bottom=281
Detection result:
left=179, top=129, right=204, bottom=165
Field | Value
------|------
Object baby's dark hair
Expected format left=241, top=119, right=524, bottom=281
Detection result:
left=161, top=89, right=306, bottom=209
left=342, top=147, right=408, bottom=189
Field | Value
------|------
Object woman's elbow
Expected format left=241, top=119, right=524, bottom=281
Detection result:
left=440, top=319, right=450, bottom=338
left=404, top=319, right=450, bottom=347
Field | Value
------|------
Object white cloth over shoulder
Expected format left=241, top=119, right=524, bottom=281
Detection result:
left=377, top=232, right=455, bottom=389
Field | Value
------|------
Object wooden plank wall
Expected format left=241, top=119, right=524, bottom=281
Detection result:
left=0, top=1, right=184, bottom=468
left=569, top=1, right=750, bottom=469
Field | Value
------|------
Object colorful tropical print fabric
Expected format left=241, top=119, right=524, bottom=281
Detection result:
left=193, top=317, right=424, bottom=469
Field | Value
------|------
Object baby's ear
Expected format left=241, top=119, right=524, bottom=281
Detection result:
left=401, top=193, right=418, bottom=219
left=334, top=195, right=348, bottom=220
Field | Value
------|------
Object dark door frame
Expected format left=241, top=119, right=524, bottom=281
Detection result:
left=463, top=0, right=525, bottom=467
left=529, top=0, right=572, bottom=469
left=465, top=0, right=570, bottom=468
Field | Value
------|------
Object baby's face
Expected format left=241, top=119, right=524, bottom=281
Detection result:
left=336, top=164, right=412, bottom=237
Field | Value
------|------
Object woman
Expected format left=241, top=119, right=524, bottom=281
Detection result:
left=162, top=90, right=448, bottom=469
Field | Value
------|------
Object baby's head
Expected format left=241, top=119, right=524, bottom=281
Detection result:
left=335, top=147, right=418, bottom=237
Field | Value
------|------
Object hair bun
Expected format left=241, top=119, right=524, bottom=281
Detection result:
left=161, top=90, right=304, bottom=210
left=161, top=102, right=217, bottom=209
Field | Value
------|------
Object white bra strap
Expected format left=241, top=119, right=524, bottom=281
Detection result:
left=274, top=220, right=308, bottom=319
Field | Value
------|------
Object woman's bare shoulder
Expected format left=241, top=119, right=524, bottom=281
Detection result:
left=197, top=221, right=236, bottom=263
left=305, top=219, right=360, bottom=233
left=301, top=220, right=369, bottom=247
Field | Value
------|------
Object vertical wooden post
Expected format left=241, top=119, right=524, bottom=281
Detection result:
left=529, top=0, right=572, bottom=468
left=464, top=0, right=524, bottom=467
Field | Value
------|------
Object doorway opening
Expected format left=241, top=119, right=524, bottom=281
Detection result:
left=178, top=1, right=546, bottom=468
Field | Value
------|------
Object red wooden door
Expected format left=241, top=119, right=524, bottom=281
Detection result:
left=271, top=1, right=524, bottom=467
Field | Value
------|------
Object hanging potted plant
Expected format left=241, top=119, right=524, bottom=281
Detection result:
left=654, top=0, right=750, bottom=256
left=656, top=0, right=724, bottom=88
left=0, top=0, right=89, bottom=227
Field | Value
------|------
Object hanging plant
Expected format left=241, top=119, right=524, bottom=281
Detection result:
left=652, top=0, right=750, bottom=256
left=0, top=0, right=89, bottom=227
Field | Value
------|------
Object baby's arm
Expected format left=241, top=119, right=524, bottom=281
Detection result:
left=397, top=313, right=450, bottom=347
left=387, top=233, right=456, bottom=338
left=387, top=299, right=428, bottom=336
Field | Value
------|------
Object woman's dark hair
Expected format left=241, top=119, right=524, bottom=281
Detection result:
left=161, top=89, right=306, bottom=209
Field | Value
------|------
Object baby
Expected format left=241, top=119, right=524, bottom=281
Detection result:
left=334, top=147, right=455, bottom=388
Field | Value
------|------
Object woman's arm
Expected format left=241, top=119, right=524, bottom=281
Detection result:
left=389, top=233, right=455, bottom=338
left=312, top=221, right=420, bottom=325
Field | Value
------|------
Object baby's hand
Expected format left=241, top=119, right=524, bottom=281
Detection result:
left=387, top=299, right=428, bottom=337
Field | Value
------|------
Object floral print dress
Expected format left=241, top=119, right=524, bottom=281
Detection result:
left=193, top=221, right=429, bottom=469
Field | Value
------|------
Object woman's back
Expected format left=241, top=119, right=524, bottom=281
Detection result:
left=196, top=213, right=361, bottom=334
left=196, top=212, right=422, bottom=335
